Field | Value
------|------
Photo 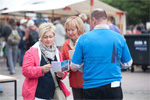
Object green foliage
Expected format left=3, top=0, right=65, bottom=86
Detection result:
left=101, top=0, right=150, bottom=25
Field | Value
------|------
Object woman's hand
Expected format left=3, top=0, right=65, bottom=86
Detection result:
left=56, top=72, right=65, bottom=78
left=42, top=64, right=52, bottom=73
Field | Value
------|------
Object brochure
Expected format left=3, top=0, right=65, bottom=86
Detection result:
left=51, top=60, right=69, bottom=72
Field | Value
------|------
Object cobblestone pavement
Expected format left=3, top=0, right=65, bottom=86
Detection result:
left=0, top=59, right=149, bottom=100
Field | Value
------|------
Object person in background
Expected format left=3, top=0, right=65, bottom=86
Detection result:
left=25, top=19, right=39, bottom=50
left=62, top=16, right=84, bottom=100
left=0, top=34, right=3, bottom=93
left=1, top=18, right=21, bottom=74
left=22, top=23, right=70, bottom=100
left=79, top=13, right=90, bottom=33
left=18, top=19, right=27, bottom=66
left=53, top=17, right=66, bottom=52
left=108, top=15, right=121, bottom=34
left=71, top=8, right=133, bottom=100
left=0, top=84, right=3, bottom=93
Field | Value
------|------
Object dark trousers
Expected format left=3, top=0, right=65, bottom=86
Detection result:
left=83, top=83, right=123, bottom=100
left=72, top=88, right=84, bottom=100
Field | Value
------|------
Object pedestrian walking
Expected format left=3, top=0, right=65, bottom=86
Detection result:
left=108, top=15, right=121, bottom=34
left=25, top=19, right=39, bottom=50
left=18, top=19, right=27, bottom=66
left=53, top=17, right=66, bottom=52
left=22, top=22, right=70, bottom=100
left=1, top=18, right=21, bottom=74
left=71, top=8, right=133, bottom=100
left=79, top=13, right=90, bottom=33
left=62, top=16, right=84, bottom=100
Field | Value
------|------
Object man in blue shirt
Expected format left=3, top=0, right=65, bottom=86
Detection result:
left=71, top=8, right=132, bottom=100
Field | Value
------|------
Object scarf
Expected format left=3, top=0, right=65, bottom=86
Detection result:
left=70, top=37, right=80, bottom=50
left=39, top=40, right=57, bottom=60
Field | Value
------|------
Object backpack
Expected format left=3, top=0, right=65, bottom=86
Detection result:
left=28, top=28, right=39, bottom=46
left=7, top=26, right=21, bottom=45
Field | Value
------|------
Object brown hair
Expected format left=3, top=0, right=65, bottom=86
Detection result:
left=8, top=17, right=16, bottom=29
left=108, top=16, right=114, bottom=23
left=65, top=16, right=84, bottom=35
left=91, top=8, right=107, bottom=21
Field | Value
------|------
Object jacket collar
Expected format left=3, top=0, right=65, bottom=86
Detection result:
left=94, top=25, right=109, bottom=29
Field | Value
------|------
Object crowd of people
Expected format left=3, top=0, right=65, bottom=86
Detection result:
left=0, top=8, right=134, bottom=100
left=126, top=23, right=148, bottom=34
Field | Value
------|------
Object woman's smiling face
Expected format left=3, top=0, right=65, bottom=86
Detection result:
left=66, top=27, right=79, bottom=42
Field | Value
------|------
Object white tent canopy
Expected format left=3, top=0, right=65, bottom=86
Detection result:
left=1, top=0, right=123, bottom=15
left=0, top=0, right=85, bottom=12
left=0, top=0, right=126, bottom=34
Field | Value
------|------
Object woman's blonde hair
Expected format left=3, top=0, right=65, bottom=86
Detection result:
left=65, top=16, right=84, bottom=35
left=39, top=23, right=56, bottom=39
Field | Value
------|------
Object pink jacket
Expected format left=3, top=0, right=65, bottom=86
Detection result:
left=22, top=42, right=70, bottom=100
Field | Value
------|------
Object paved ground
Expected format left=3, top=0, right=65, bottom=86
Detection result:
left=0, top=58, right=149, bottom=100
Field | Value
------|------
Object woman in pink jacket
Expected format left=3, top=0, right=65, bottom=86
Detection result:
left=22, top=23, right=70, bottom=100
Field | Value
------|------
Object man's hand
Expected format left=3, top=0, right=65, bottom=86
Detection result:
left=42, top=64, right=52, bottom=73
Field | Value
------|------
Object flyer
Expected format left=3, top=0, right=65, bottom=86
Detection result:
left=51, top=60, right=69, bottom=72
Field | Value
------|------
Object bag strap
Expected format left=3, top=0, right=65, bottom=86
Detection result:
left=41, top=52, right=59, bottom=88
left=8, top=25, right=17, bottom=30
left=7, top=25, right=11, bottom=29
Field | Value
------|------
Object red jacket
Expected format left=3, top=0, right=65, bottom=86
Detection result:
left=62, top=39, right=84, bottom=88
left=22, top=42, right=70, bottom=100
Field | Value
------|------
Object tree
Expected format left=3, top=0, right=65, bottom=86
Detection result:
left=101, top=0, right=150, bottom=26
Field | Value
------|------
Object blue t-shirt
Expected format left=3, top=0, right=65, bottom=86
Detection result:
left=72, top=29, right=132, bottom=89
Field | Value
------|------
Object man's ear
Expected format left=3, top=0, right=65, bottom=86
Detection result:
left=92, top=17, right=97, bottom=25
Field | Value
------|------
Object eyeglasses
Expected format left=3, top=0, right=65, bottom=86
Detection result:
left=43, top=35, right=54, bottom=40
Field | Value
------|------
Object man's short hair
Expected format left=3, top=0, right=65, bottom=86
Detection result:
left=91, top=8, right=107, bottom=21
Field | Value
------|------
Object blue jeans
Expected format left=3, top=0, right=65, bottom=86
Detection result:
left=0, top=84, right=2, bottom=91
left=19, top=48, right=26, bottom=66
left=5, top=43, right=18, bottom=74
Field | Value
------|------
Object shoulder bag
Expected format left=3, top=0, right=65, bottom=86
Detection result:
left=7, top=25, right=21, bottom=45
left=42, top=52, right=66, bottom=100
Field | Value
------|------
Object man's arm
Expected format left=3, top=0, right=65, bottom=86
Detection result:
left=70, top=62, right=84, bottom=72
left=120, top=59, right=133, bottom=69
left=121, top=40, right=133, bottom=69
left=71, top=36, right=84, bottom=72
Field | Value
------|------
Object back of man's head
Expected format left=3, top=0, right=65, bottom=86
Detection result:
left=91, top=8, right=107, bottom=21
left=27, top=20, right=35, bottom=27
